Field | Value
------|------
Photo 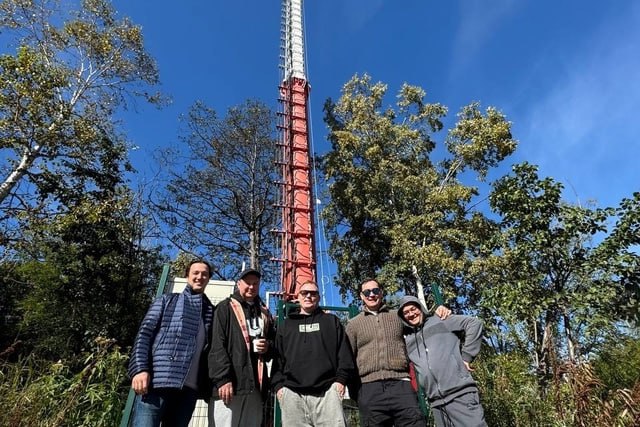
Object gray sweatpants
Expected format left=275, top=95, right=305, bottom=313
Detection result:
left=279, top=384, right=346, bottom=427
left=431, top=391, right=487, bottom=427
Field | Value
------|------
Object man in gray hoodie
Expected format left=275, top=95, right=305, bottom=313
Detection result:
left=398, top=296, right=487, bottom=427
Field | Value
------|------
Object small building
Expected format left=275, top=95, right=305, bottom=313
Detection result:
left=168, top=277, right=235, bottom=306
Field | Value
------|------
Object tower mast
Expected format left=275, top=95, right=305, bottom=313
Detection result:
left=276, top=0, right=316, bottom=298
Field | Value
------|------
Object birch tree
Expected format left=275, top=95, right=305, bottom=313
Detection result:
left=320, top=74, right=516, bottom=300
left=0, top=0, right=161, bottom=248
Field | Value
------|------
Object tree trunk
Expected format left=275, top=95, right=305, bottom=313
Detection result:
left=532, top=318, right=540, bottom=369
left=411, top=265, right=427, bottom=309
left=563, top=311, right=578, bottom=363
left=0, top=146, right=40, bottom=204
left=249, top=229, right=258, bottom=268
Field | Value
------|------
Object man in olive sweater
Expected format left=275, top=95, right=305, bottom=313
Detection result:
left=345, top=278, right=449, bottom=427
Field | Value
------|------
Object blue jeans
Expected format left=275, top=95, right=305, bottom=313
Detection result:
left=131, top=387, right=198, bottom=427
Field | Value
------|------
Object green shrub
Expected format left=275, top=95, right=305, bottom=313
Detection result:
left=592, top=335, right=640, bottom=392
left=474, top=351, right=564, bottom=427
left=473, top=347, right=640, bottom=427
left=0, top=337, right=130, bottom=427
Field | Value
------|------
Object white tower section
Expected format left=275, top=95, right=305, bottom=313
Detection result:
left=282, top=0, right=306, bottom=80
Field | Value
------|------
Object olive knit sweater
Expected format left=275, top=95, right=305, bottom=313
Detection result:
left=345, top=304, right=410, bottom=383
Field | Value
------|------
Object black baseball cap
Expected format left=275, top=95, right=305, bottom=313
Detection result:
left=238, top=268, right=261, bottom=281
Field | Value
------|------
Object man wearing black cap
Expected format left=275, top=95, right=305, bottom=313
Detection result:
left=208, top=268, right=274, bottom=427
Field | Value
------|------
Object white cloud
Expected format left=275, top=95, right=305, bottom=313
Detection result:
left=518, top=3, right=640, bottom=206
left=526, top=35, right=640, bottom=153
left=450, top=0, right=518, bottom=72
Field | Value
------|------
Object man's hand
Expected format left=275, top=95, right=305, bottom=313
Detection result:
left=334, top=382, right=345, bottom=399
left=254, top=338, right=269, bottom=354
left=131, top=372, right=150, bottom=395
left=435, top=305, right=452, bottom=320
left=219, top=382, right=234, bottom=405
left=463, top=361, right=475, bottom=372
left=277, top=388, right=284, bottom=401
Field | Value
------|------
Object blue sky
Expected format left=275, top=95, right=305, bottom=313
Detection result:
left=112, top=0, right=640, bottom=304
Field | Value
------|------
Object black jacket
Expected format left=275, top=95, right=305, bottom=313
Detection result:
left=271, top=307, right=355, bottom=394
left=208, top=292, right=274, bottom=398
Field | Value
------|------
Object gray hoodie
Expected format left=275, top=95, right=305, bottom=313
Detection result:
left=398, top=295, right=483, bottom=407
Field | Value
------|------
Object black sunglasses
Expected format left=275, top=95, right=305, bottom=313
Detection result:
left=361, top=288, right=381, bottom=297
left=299, top=290, right=319, bottom=298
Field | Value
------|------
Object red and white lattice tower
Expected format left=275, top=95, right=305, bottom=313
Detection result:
left=275, top=0, right=316, bottom=299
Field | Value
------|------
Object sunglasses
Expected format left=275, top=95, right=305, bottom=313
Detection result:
left=361, top=288, right=381, bottom=297
left=299, top=290, right=319, bottom=298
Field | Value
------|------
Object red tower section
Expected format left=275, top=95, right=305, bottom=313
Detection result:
left=277, top=78, right=316, bottom=298
left=275, top=0, right=316, bottom=298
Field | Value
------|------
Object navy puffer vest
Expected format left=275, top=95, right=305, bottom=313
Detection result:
left=128, top=286, right=214, bottom=391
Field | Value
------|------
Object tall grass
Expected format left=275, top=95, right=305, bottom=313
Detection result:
left=474, top=351, right=640, bottom=427
left=0, top=337, right=129, bottom=427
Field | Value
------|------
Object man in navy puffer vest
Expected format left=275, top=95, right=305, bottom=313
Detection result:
left=128, top=260, right=215, bottom=427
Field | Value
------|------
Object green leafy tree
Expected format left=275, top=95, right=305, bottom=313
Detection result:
left=0, top=0, right=161, bottom=250
left=475, top=162, right=640, bottom=383
left=16, top=188, right=164, bottom=359
left=0, top=261, right=25, bottom=355
left=151, top=100, right=279, bottom=283
left=0, top=0, right=165, bottom=359
left=320, top=74, right=516, bottom=299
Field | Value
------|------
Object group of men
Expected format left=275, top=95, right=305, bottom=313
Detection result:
left=128, top=261, right=487, bottom=427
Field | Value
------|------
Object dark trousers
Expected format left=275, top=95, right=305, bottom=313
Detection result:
left=131, top=387, right=198, bottom=427
left=358, top=379, right=426, bottom=427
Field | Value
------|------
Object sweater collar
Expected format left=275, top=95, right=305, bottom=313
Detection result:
left=363, top=303, right=390, bottom=315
